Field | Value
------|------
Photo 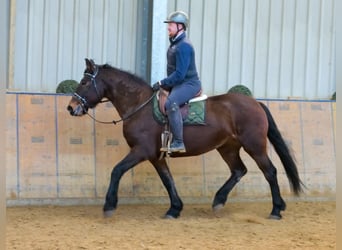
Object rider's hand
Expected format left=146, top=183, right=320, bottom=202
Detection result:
left=160, top=84, right=171, bottom=91
left=152, top=81, right=161, bottom=91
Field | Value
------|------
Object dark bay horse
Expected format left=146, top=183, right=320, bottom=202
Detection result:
left=67, top=59, right=303, bottom=219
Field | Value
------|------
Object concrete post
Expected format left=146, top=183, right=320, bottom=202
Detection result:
left=0, top=0, right=9, bottom=87
left=150, top=0, right=168, bottom=84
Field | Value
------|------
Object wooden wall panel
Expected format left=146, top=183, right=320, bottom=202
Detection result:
left=132, top=161, right=167, bottom=198
left=332, top=102, right=336, bottom=143
left=93, top=102, right=132, bottom=198
left=267, top=100, right=304, bottom=195
left=300, top=102, right=336, bottom=194
left=203, top=151, right=231, bottom=197
left=267, top=101, right=300, bottom=166
left=236, top=149, right=269, bottom=198
left=168, top=156, right=204, bottom=197
left=5, top=95, right=336, bottom=204
left=56, top=96, right=95, bottom=198
left=6, top=94, right=18, bottom=199
left=204, top=150, right=271, bottom=199
left=17, top=95, right=57, bottom=198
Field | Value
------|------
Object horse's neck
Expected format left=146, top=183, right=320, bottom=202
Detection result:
left=106, top=79, right=151, bottom=118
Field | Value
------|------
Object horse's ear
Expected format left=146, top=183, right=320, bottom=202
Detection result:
left=85, top=58, right=96, bottom=73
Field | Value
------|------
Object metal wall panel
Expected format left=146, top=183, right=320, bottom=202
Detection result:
left=168, top=0, right=335, bottom=99
left=10, top=0, right=148, bottom=92
left=9, top=0, right=336, bottom=99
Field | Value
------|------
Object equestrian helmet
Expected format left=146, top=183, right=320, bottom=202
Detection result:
left=164, top=11, right=189, bottom=30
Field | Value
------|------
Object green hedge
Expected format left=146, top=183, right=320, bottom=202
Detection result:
left=227, top=84, right=253, bottom=97
left=56, top=80, right=79, bottom=93
left=331, top=92, right=336, bottom=100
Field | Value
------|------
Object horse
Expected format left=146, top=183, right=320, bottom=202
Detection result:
left=67, top=58, right=304, bottom=220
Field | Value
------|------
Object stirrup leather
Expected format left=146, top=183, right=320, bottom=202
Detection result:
left=160, top=130, right=172, bottom=152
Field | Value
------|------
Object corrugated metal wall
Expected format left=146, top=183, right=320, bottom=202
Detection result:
left=9, top=0, right=335, bottom=99
left=168, top=0, right=335, bottom=99
left=9, top=0, right=151, bottom=92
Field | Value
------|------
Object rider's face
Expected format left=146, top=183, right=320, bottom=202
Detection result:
left=167, top=22, right=180, bottom=37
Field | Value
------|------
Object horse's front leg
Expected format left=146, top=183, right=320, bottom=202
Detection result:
left=151, top=159, right=183, bottom=219
left=103, top=151, right=143, bottom=217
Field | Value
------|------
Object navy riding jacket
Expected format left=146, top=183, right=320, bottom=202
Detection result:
left=160, top=32, right=201, bottom=89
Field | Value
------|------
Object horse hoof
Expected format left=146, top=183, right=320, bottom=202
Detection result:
left=163, top=214, right=177, bottom=219
left=103, top=210, right=115, bottom=218
left=268, top=214, right=282, bottom=220
left=212, top=204, right=224, bottom=213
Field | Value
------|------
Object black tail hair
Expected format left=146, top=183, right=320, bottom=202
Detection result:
left=259, top=102, right=304, bottom=195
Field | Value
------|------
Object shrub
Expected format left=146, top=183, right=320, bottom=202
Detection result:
left=56, top=79, right=79, bottom=93
left=227, top=84, right=253, bottom=97
left=331, top=92, right=336, bottom=100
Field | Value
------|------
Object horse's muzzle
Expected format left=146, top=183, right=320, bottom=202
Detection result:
left=67, top=104, right=87, bottom=116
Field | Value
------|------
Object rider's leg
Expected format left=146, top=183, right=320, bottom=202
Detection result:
left=163, top=83, right=200, bottom=153
left=166, top=103, right=186, bottom=152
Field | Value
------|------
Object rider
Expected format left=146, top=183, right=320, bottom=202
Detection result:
left=152, top=11, right=202, bottom=153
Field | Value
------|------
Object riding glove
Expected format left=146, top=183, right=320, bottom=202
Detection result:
left=152, top=82, right=161, bottom=91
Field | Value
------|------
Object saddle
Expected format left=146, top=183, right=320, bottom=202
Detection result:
left=158, top=88, right=206, bottom=116
left=155, top=88, right=207, bottom=157
left=153, top=89, right=207, bottom=125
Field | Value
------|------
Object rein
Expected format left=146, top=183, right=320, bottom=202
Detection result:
left=74, top=68, right=156, bottom=125
left=86, top=92, right=156, bottom=125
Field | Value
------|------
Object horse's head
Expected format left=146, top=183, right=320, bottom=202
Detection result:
left=67, top=58, right=105, bottom=116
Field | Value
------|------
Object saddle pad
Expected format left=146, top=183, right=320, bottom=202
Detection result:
left=152, top=95, right=206, bottom=125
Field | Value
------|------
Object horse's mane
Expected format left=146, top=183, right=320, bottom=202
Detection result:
left=101, top=63, right=149, bottom=86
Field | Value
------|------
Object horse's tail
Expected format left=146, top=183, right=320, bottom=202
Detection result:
left=259, top=102, right=304, bottom=195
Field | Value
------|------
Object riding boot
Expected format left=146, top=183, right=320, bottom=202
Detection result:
left=166, top=103, right=186, bottom=153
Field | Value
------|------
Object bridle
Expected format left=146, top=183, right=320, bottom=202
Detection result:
left=73, top=66, right=104, bottom=110
left=83, top=67, right=101, bottom=100
left=73, top=67, right=156, bottom=125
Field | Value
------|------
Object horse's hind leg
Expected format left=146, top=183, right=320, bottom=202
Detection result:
left=151, top=159, right=183, bottom=219
left=252, top=154, right=286, bottom=219
left=212, top=146, right=247, bottom=211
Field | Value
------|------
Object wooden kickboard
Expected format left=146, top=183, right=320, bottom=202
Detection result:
left=164, top=156, right=204, bottom=197
left=5, top=94, right=337, bottom=202
left=202, top=150, right=231, bottom=197
left=332, top=102, right=336, bottom=144
left=56, top=96, right=96, bottom=198
left=93, top=101, right=132, bottom=198
left=17, top=95, right=57, bottom=198
left=268, top=101, right=303, bottom=170
left=267, top=100, right=304, bottom=191
left=132, top=161, right=168, bottom=197
left=300, top=102, right=336, bottom=192
left=6, top=94, right=18, bottom=199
